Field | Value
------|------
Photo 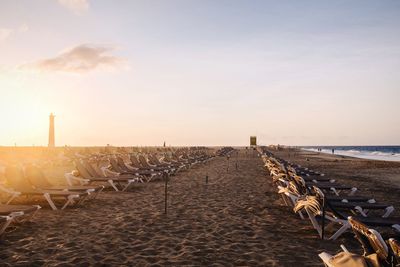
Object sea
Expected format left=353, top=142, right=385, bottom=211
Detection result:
left=301, top=146, right=400, bottom=162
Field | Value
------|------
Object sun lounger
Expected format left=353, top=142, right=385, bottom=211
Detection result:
left=324, top=195, right=374, bottom=202
left=166, top=153, right=192, bottom=167
left=148, top=154, right=183, bottom=173
left=159, top=155, right=188, bottom=171
left=3, top=166, right=88, bottom=210
left=319, top=250, right=378, bottom=267
left=294, top=196, right=400, bottom=240
left=292, top=175, right=357, bottom=196
left=0, top=204, right=41, bottom=223
left=0, top=182, right=21, bottom=205
left=82, top=159, right=143, bottom=183
left=348, top=217, right=390, bottom=265
left=275, top=178, right=388, bottom=221
left=137, top=155, right=173, bottom=173
left=0, top=215, right=12, bottom=237
left=72, top=160, right=139, bottom=191
left=312, top=187, right=394, bottom=218
left=129, top=155, right=166, bottom=173
left=216, top=147, right=234, bottom=156
left=112, top=157, right=161, bottom=182
left=388, top=238, right=400, bottom=265
left=24, top=165, right=104, bottom=199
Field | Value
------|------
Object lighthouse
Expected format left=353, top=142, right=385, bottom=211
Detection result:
left=48, top=113, right=55, bottom=147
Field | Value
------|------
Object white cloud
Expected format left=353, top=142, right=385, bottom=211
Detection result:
left=19, top=44, right=127, bottom=73
left=0, top=28, right=13, bottom=42
left=0, top=24, right=29, bottom=42
left=19, top=24, right=29, bottom=33
left=58, top=0, right=89, bottom=14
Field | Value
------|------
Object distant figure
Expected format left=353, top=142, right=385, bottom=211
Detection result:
left=163, top=141, right=166, bottom=147
left=332, top=148, right=335, bottom=154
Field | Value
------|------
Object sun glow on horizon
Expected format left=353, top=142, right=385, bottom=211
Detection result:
left=1, top=1, right=400, bottom=146
left=0, top=73, right=52, bottom=146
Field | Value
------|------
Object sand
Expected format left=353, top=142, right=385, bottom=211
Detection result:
left=1, top=148, right=399, bottom=266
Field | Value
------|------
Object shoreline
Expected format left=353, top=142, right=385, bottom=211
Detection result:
left=301, top=147, right=400, bottom=162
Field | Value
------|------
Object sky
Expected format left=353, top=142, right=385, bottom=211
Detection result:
left=0, top=0, right=399, bottom=146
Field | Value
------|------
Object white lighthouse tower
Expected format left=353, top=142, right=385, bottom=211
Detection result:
left=48, top=113, right=55, bottom=148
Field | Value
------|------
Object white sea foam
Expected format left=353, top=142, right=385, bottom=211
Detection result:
left=303, top=148, right=400, bottom=162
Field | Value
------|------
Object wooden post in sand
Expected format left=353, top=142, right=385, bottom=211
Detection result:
left=226, top=155, right=230, bottom=172
left=205, top=173, right=208, bottom=184
left=321, top=195, right=326, bottom=240
left=235, top=151, right=239, bottom=170
left=164, top=172, right=168, bottom=214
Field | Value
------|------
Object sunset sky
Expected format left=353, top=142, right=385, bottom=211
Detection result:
left=1, top=0, right=399, bottom=146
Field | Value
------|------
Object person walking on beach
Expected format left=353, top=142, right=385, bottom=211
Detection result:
left=332, top=148, right=335, bottom=154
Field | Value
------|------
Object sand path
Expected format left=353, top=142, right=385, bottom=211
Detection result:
left=1, top=150, right=330, bottom=266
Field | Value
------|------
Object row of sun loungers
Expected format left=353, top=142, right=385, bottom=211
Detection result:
left=319, top=217, right=400, bottom=267
left=216, top=147, right=234, bottom=156
left=0, top=147, right=214, bottom=238
left=258, top=147, right=400, bottom=267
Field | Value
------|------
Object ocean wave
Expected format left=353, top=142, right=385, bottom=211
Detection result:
left=302, top=147, right=400, bottom=162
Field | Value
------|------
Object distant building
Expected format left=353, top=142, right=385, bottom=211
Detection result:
left=250, top=136, right=257, bottom=146
left=48, top=113, right=55, bottom=147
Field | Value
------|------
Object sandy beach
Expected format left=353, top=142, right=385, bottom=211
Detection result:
left=0, top=148, right=399, bottom=266
left=2, top=1, right=400, bottom=265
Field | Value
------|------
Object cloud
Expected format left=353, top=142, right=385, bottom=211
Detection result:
left=58, top=0, right=89, bottom=14
left=0, top=24, right=29, bottom=42
left=19, top=24, right=29, bottom=33
left=0, top=28, right=13, bottom=42
left=19, top=44, right=127, bottom=73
